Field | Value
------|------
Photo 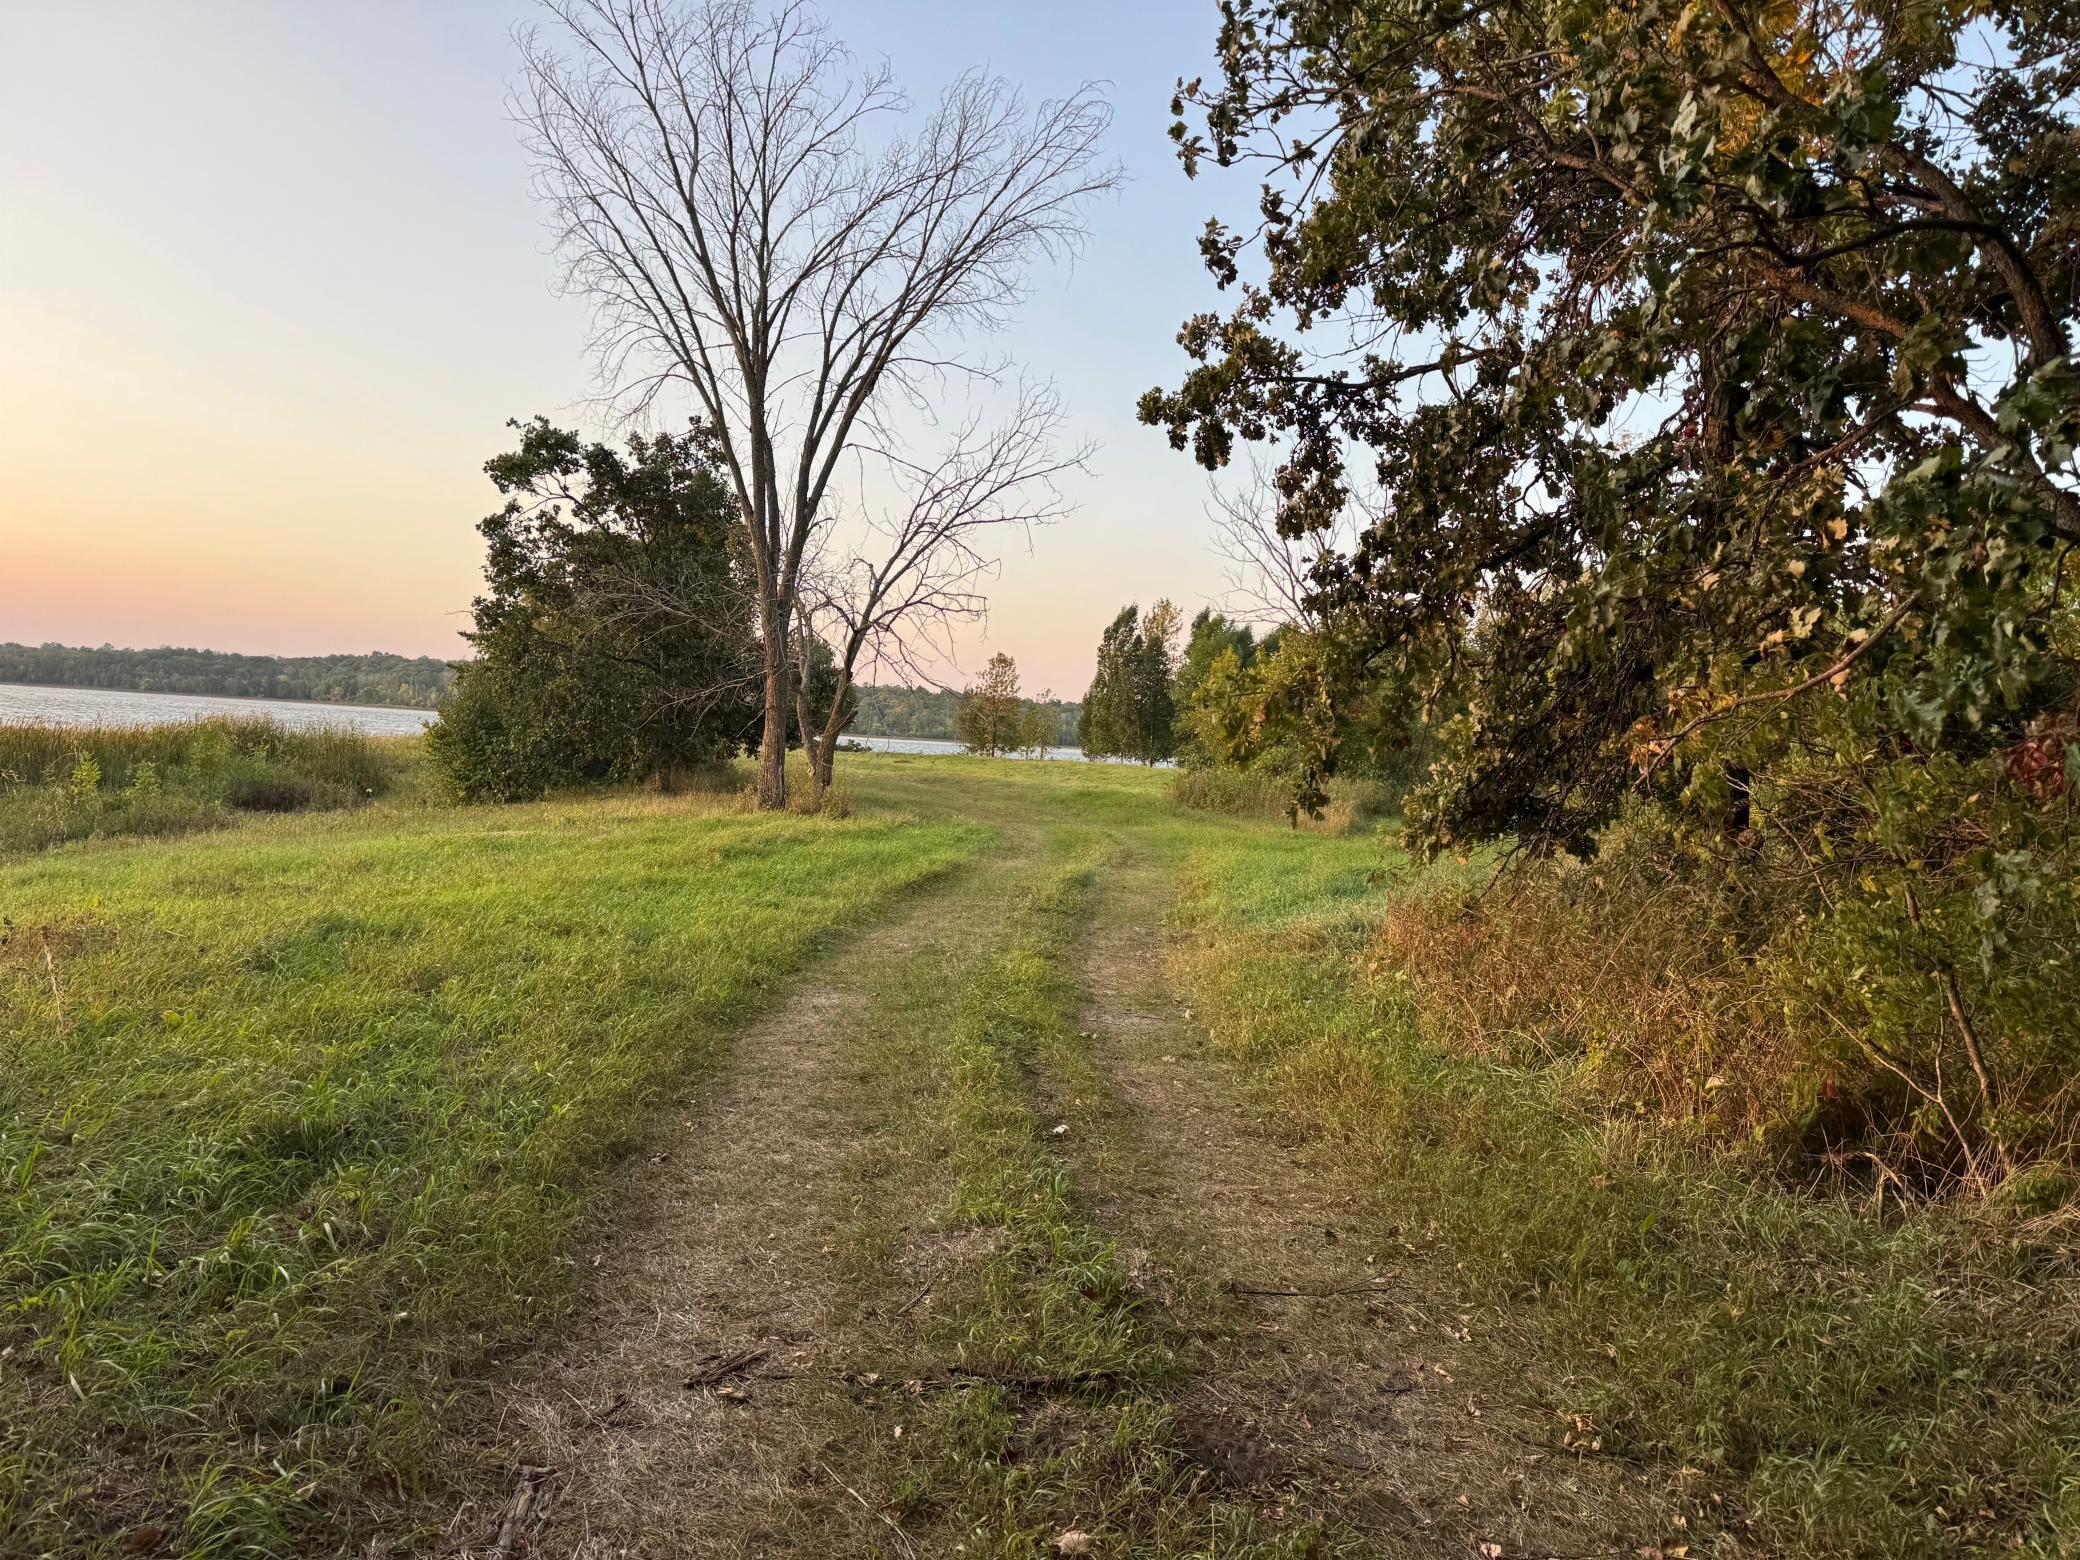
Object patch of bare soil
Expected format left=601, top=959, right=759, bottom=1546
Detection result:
left=1065, top=859, right=1692, bottom=1557
left=439, top=881, right=980, bottom=1560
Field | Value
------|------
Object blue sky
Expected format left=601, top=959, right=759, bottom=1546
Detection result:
left=0, top=1, right=1253, bottom=695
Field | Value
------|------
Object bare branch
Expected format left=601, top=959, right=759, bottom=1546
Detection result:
left=514, top=0, right=1118, bottom=803
left=794, top=380, right=1090, bottom=781
left=1205, top=453, right=1364, bottom=630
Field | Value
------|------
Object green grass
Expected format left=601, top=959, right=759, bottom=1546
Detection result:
left=1168, top=828, right=2080, bottom=1558
left=0, top=719, right=403, bottom=854
left=4, top=747, right=2076, bottom=1557
left=860, top=760, right=2080, bottom=1554
left=0, top=784, right=985, bottom=1556
left=847, top=833, right=1331, bottom=1557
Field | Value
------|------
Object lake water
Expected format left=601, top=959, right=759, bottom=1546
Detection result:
left=0, top=682, right=435, bottom=735
left=846, top=734, right=1089, bottom=762
left=0, top=683, right=1130, bottom=763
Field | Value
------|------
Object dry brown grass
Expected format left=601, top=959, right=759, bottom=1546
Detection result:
left=1170, top=767, right=1393, bottom=835
left=1370, top=863, right=1798, bottom=1145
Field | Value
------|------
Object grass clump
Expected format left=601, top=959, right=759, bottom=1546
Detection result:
left=0, top=789, right=984, bottom=1556
left=0, top=718, right=400, bottom=854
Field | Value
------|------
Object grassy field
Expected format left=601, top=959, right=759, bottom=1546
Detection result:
left=854, top=757, right=2080, bottom=1554
left=2, top=748, right=2074, bottom=1556
left=1168, top=829, right=2080, bottom=1555
left=0, top=774, right=984, bottom=1556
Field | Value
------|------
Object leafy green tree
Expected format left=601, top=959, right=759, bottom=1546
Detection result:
left=1078, top=607, right=1140, bottom=759
left=1080, top=603, right=1180, bottom=764
left=1173, top=609, right=1256, bottom=765
left=1132, top=600, right=1183, bottom=764
left=1145, top=0, right=2080, bottom=1189
left=955, top=653, right=1026, bottom=756
left=1143, top=0, right=2080, bottom=858
left=429, top=418, right=758, bottom=801
left=1180, top=623, right=1439, bottom=813
left=1013, top=695, right=1056, bottom=757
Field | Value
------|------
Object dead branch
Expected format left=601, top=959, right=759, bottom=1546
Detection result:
left=1227, top=1280, right=1398, bottom=1299
left=683, top=1346, right=771, bottom=1389
left=487, top=1465, right=554, bottom=1560
left=795, top=379, right=1090, bottom=782
left=1205, top=453, right=1364, bottom=629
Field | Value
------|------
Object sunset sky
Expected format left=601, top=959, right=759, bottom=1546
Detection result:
left=0, top=1, right=1255, bottom=697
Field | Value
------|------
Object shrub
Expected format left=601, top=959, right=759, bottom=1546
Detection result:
left=1375, top=741, right=2080, bottom=1195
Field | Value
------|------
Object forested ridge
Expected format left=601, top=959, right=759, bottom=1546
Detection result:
left=0, top=642, right=455, bottom=708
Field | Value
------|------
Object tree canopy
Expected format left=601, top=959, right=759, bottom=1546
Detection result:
left=1079, top=603, right=1181, bottom=763
left=955, top=653, right=1047, bottom=756
left=428, top=418, right=758, bottom=801
left=1143, top=0, right=2080, bottom=857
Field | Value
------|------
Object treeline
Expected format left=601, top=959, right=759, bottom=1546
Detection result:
left=853, top=683, right=1078, bottom=747
left=0, top=643, right=455, bottom=709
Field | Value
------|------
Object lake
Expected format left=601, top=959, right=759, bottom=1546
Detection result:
left=846, top=734, right=1091, bottom=762
left=0, top=683, right=1136, bottom=763
left=0, top=682, right=435, bottom=735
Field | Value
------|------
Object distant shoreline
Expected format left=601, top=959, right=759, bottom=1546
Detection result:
left=0, top=674, right=439, bottom=713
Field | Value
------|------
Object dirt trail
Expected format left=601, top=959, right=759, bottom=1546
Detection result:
left=445, top=871, right=990, bottom=1559
left=438, top=820, right=1686, bottom=1558
left=1061, top=855, right=1684, bottom=1556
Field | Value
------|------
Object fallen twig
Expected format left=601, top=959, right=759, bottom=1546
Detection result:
left=573, top=1389, right=631, bottom=1427
left=1228, top=1280, right=1397, bottom=1299
left=941, top=1363, right=1128, bottom=1394
left=683, top=1346, right=770, bottom=1390
left=892, top=1280, right=933, bottom=1318
left=487, top=1464, right=553, bottom=1560
left=40, top=930, right=61, bottom=1018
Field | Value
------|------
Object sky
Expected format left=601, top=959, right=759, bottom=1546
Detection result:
left=0, top=1, right=1255, bottom=697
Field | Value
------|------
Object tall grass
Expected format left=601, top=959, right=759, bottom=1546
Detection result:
left=1170, top=832, right=2080, bottom=1557
left=1168, top=766, right=1391, bottom=834
left=0, top=718, right=398, bottom=854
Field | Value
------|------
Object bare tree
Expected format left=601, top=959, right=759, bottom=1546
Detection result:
left=1205, top=456, right=1373, bottom=631
left=794, top=382, right=1088, bottom=789
left=515, top=0, right=1116, bottom=806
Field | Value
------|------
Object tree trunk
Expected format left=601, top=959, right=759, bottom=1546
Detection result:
left=793, top=665, right=822, bottom=807
left=813, top=670, right=855, bottom=790
left=756, top=600, right=789, bottom=810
